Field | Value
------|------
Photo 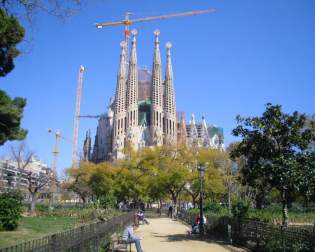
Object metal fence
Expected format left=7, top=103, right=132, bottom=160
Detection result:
left=0, top=212, right=135, bottom=252
left=232, top=218, right=315, bottom=251
left=179, top=211, right=315, bottom=252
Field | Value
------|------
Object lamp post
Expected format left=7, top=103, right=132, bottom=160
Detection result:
left=198, top=163, right=206, bottom=237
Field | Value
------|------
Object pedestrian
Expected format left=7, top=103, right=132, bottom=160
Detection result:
left=168, top=205, right=173, bottom=218
left=122, top=224, right=144, bottom=252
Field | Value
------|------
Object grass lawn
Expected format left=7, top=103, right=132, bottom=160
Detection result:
left=0, top=216, right=78, bottom=248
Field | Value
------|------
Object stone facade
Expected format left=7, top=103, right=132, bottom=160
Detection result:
left=87, top=30, right=223, bottom=162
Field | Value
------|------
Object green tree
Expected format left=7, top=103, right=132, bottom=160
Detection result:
left=0, top=90, right=27, bottom=145
left=112, top=147, right=154, bottom=206
left=296, top=152, right=315, bottom=207
left=231, top=103, right=315, bottom=226
left=0, top=9, right=27, bottom=145
left=1, top=1, right=81, bottom=146
left=146, top=173, right=168, bottom=213
left=185, top=175, right=200, bottom=208
left=0, top=8, right=25, bottom=77
left=66, top=162, right=93, bottom=203
left=157, top=146, right=190, bottom=215
left=88, top=164, right=114, bottom=200
left=0, top=190, right=23, bottom=230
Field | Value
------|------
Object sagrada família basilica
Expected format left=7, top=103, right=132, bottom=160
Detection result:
left=83, top=30, right=224, bottom=162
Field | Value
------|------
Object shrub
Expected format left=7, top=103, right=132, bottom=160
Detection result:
left=98, top=194, right=116, bottom=209
left=204, top=201, right=224, bottom=214
left=35, top=203, right=49, bottom=215
left=187, top=208, right=199, bottom=214
left=232, top=200, right=251, bottom=219
left=0, top=190, right=23, bottom=230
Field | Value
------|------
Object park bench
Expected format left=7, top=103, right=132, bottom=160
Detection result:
left=111, top=234, right=132, bottom=252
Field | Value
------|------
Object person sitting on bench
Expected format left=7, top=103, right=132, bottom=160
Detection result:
left=137, top=210, right=144, bottom=223
left=137, top=210, right=149, bottom=225
left=122, top=224, right=143, bottom=252
left=191, top=214, right=207, bottom=234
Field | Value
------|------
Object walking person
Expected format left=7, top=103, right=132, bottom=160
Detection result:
left=168, top=205, right=173, bottom=218
left=122, top=224, right=144, bottom=252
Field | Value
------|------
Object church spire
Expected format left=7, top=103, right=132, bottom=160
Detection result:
left=83, top=130, right=91, bottom=161
left=165, top=42, right=176, bottom=115
left=150, top=30, right=163, bottom=145
left=126, top=30, right=139, bottom=149
left=112, top=41, right=128, bottom=159
left=163, top=42, right=177, bottom=145
left=114, top=41, right=127, bottom=115
left=201, top=116, right=210, bottom=147
left=177, top=112, right=187, bottom=146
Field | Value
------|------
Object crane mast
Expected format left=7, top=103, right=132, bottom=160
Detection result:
left=48, top=128, right=61, bottom=206
left=72, top=65, right=85, bottom=168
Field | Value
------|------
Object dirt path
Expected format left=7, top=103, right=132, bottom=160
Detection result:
left=131, top=217, right=232, bottom=252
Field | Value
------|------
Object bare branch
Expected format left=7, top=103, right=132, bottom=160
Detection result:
left=10, top=142, right=34, bottom=170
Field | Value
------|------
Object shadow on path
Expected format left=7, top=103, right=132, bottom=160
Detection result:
left=151, top=231, right=230, bottom=245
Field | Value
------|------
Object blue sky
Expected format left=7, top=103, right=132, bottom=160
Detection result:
left=1, top=0, right=315, bottom=177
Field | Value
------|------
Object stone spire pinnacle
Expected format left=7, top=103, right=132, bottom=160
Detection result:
left=201, top=116, right=210, bottom=147
left=177, top=112, right=187, bottom=146
left=150, top=30, right=163, bottom=146
left=166, top=42, right=173, bottom=83
left=126, top=29, right=139, bottom=149
left=83, top=129, right=91, bottom=161
left=164, top=41, right=177, bottom=145
left=202, top=115, right=207, bottom=128
left=191, top=114, right=196, bottom=125
left=164, top=42, right=175, bottom=115
left=188, top=114, right=198, bottom=146
left=153, top=29, right=161, bottom=65
left=114, top=41, right=127, bottom=115
left=126, top=29, right=138, bottom=111
left=112, top=41, right=128, bottom=159
left=131, top=29, right=137, bottom=60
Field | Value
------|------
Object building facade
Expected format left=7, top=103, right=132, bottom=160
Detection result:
left=0, top=156, right=51, bottom=193
left=85, top=30, right=223, bottom=162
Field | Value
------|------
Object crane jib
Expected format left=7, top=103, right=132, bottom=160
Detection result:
left=96, top=9, right=216, bottom=29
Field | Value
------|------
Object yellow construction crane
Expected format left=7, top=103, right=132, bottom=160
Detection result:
left=47, top=128, right=61, bottom=205
left=95, top=9, right=216, bottom=56
left=48, top=128, right=75, bottom=203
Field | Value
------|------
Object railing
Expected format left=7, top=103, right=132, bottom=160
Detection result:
left=0, top=212, right=135, bottom=252
left=232, top=218, right=315, bottom=251
left=179, top=210, right=315, bottom=252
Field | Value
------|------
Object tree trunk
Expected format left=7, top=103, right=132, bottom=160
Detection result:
left=172, top=196, right=177, bottom=218
left=282, top=189, right=289, bottom=227
left=178, top=194, right=181, bottom=213
left=304, top=192, right=310, bottom=208
left=228, top=186, right=231, bottom=215
left=192, top=194, right=198, bottom=208
left=158, top=199, right=162, bottom=216
left=80, top=195, right=86, bottom=204
left=30, top=192, right=37, bottom=214
left=255, top=191, right=266, bottom=209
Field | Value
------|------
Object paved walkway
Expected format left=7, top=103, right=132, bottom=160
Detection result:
left=132, top=217, right=234, bottom=252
